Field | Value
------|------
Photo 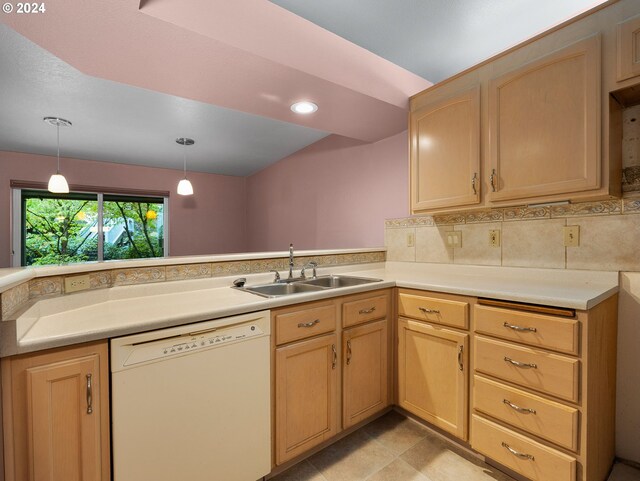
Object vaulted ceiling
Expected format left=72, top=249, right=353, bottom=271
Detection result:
left=0, top=0, right=605, bottom=175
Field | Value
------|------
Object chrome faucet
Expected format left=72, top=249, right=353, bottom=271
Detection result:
left=301, top=261, right=318, bottom=279
left=288, top=243, right=294, bottom=279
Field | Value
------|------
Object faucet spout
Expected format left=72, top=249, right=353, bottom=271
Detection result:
left=288, top=243, right=294, bottom=279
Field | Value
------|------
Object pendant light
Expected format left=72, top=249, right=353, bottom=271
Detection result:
left=176, top=137, right=194, bottom=196
left=43, top=117, right=72, bottom=193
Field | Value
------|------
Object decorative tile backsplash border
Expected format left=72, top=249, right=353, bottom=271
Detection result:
left=0, top=251, right=386, bottom=321
left=385, top=197, right=640, bottom=273
left=386, top=198, right=640, bottom=228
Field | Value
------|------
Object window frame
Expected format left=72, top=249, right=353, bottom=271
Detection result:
left=11, top=187, right=169, bottom=267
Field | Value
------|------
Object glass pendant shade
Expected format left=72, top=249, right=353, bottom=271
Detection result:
left=177, top=178, right=194, bottom=196
left=48, top=173, right=70, bottom=193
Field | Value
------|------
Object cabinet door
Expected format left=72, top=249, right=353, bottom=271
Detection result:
left=410, top=86, right=481, bottom=212
left=488, top=35, right=601, bottom=202
left=275, top=333, right=338, bottom=465
left=27, top=356, right=103, bottom=481
left=397, top=318, right=468, bottom=440
left=618, top=14, right=640, bottom=81
left=343, top=320, right=388, bottom=429
left=1, top=341, right=110, bottom=481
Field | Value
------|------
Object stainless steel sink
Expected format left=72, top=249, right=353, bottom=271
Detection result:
left=234, top=275, right=383, bottom=298
left=299, top=275, right=382, bottom=289
left=236, top=282, right=325, bottom=298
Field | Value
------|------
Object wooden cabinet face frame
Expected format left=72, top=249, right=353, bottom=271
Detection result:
left=397, top=318, right=469, bottom=440
left=618, top=14, right=640, bottom=82
left=342, top=320, right=388, bottom=429
left=275, top=333, right=339, bottom=465
left=1, top=341, right=110, bottom=481
left=410, top=85, right=481, bottom=212
left=488, top=35, right=601, bottom=203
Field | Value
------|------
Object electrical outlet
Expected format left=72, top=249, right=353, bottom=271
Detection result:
left=489, top=229, right=501, bottom=247
left=564, top=225, right=580, bottom=247
left=64, top=274, right=90, bottom=293
left=407, top=232, right=415, bottom=247
left=446, top=231, right=462, bottom=248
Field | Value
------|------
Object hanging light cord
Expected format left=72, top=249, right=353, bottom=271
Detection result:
left=183, top=145, right=187, bottom=178
left=56, top=121, right=61, bottom=174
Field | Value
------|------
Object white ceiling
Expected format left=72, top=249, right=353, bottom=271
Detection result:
left=0, top=25, right=329, bottom=176
left=269, top=0, right=607, bottom=83
left=0, top=0, right=606, bottom=176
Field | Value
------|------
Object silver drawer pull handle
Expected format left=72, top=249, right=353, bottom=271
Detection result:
left=418, top=307, right=440, bottom=314
left=504, top=357, right=537, bottom=369
left=298, top=319, right=320, bottom=328
left=503, top=399, right=536, bottom=414
left=359, top=307, right=376, bottom=314
left=502, top=442, right=534, bottom=460
left=86, top=374, right=93, bottom=415
left=503, top=322, right=537, bottom=333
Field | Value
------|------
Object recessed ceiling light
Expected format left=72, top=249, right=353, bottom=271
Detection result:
left=290, top=101, right=318, bottom=114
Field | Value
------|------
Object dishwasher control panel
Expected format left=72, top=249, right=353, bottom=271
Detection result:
left=123, top=323, right=264, bottom=367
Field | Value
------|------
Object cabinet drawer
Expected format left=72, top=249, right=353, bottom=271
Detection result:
left=343, top=295, right=388, bottom=328
left=473, top=376, right=579, bottom=451
left=471, top=415, right=576, bottom=481
left=398, top=292, right=468, bottom=329
left=475, top=305, right=579, bottom=355
left=474, top=336, right=579, bottom=403
left=275, top=305, right=336, bottom=345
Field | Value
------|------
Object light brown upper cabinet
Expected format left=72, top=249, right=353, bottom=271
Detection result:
left=488, top=35, right=601, bottom=203
left=410, top=86, right=481, bottom=212
left=618, top=14, right=640, bottom=82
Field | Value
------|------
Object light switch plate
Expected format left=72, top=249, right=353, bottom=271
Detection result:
left=447, top=231, right=462, bottom=248
left=65, top=274, right=90, bottom=293
left=564, top=225, right=580, bottom=247
left=489, top=229, right=501, bottom=247
left=407, top=232, right=415, bottom=247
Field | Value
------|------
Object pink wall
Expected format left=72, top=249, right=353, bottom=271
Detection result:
left=246, top=131, right=408, bottom=251
left=0, top=151, right=247, bottom=267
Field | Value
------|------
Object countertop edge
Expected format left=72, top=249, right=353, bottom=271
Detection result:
left=1, top=264, right=620, bottom=357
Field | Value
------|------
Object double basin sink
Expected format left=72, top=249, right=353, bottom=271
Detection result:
left=235, top=275, right=383, bottom=298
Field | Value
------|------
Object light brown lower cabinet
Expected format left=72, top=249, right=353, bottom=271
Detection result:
left=1, top=341, right=110, bottom=481
left=397, top=318, right=469, bottom=440
left=342, top=319, right=388, bottom=429
left=275, top=333, right=339, bottom=465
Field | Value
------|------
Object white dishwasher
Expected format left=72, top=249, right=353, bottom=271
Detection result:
left=111, top=310, right=271, bottom=481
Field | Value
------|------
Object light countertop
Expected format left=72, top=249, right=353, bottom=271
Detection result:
left=0, top=261, right=619, bottom=356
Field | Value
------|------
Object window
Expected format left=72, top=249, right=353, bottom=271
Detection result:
left=16, top=189, right=167, bottom=267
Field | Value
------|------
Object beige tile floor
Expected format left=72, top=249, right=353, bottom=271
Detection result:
left=271, top=411, right=513, bottom=481
left=271, top=411, right=640, bottom=481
